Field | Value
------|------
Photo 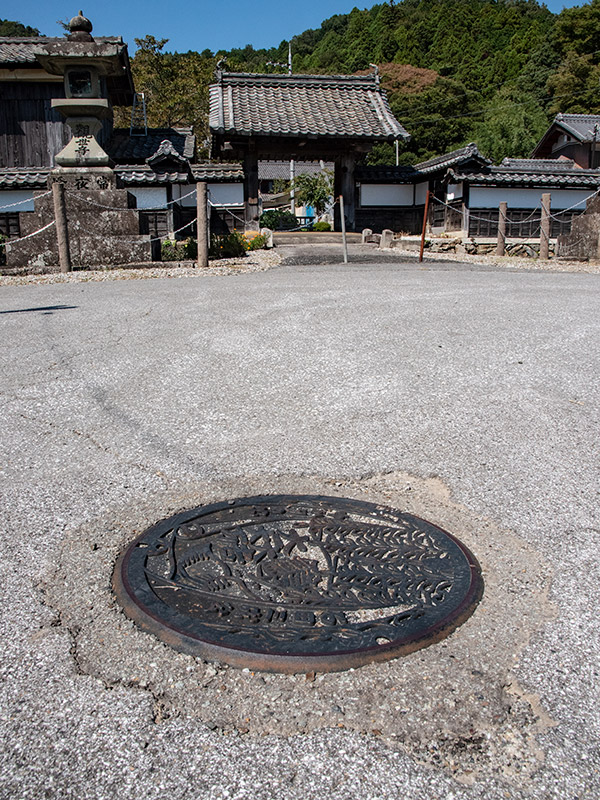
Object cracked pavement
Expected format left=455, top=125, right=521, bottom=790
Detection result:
left=0, top=257, right=598, bottom=799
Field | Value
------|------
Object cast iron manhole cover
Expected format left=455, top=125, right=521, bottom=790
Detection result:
left=114, top=495, right=483, bottom=673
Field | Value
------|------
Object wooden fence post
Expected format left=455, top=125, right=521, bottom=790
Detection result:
left=52, top=182, right=71, bottom=273
left=496, top=201, right=507, bottom=256
left=196, top=182, right=208, bottom=268
left=540, top=192, right=551, bottom=260
left=419, top=191, right=431, bottom=263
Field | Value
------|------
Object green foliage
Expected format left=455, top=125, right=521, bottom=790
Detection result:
left=272, top=178, right=291, bottom=194
left=259, top=209, right=298, bottom=230
left=473, top=89, right=549, bottom=162
left=0, top=19, right=40, bottom=36
left=209, top=231, right=247, bottom=258
left=313, top=221, right=332, bottom=231
left=246, top=234, right=267, bottom=250
left=160, top=237, right=197, bottom=261
left=292, top=170, right=333, bottom=216
left=114, top=36, right=214, bottom=149
left=107, top=0, right=600, bottom=165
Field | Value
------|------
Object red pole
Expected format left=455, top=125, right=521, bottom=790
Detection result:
left=419, top=191, right=431, bottom=263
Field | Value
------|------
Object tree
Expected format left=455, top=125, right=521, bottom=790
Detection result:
left=473, top=89, right=549, bottom=162
left=115, top=36, right=214, bottom=146
left=0, top=19, right=40, bottom=36
left=293, top=171, right=334, bottom=217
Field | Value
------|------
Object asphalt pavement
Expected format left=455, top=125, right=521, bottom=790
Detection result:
left=0, top=255, right=598, bottom=799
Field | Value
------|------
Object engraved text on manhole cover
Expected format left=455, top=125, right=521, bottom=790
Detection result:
left=113, top=495, right=483, bottom=673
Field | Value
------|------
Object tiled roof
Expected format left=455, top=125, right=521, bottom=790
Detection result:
left=355, top=164, right=421, bottom=183
left=499, top=157, right=583, bottom=172
left=259, top=160, right=334, bottom=180
left=192, top=163, right=244, bottom=181
left=107, top=129, right=195, bottom=163
left=0, top=168, right=50, bottom=188
left=553, top=114, right=600, bottom=142
left=117, top=168, right=191, bottom=185
left=415, top=143, right=491, bottom=174
left=0, top=36, right=123, bottom=64
left=449, top=165, right=600, bottom=188
left=210, top=71, right=409, bottom=141
left=118, top=163, right=243, bottom=184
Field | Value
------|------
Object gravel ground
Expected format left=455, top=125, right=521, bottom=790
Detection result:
left=0, top=242, right=597, bottom=287
left=0, top=255, right=598, bottom=799
left=0, top=249, right=282, bottom=286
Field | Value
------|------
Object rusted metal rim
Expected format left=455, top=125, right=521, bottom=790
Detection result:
left=113, top=495, right=483, bottom=673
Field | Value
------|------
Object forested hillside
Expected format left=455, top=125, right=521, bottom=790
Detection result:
left=7, top=1, right=600, bottom=163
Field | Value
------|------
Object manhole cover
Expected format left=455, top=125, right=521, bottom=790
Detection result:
left=114, top=495, right=483, bottom=673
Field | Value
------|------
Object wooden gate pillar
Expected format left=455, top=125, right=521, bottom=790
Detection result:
left=243, top=149, right=260, bottom=231
left=334, top=154, right=356, bottom=232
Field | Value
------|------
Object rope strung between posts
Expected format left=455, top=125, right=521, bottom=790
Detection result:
left=1, top=219, right=56, bottom=245
left=430, top=194, right=544, bottom=226
left=64, top=186, right=198, bottom=211
left=77, top=216, right=197, bottom=243
left=0, top=190, right=51, bottom=211
left=548, top=187, right=600, bottom=220
left=207, top=199, right=248, bottom=226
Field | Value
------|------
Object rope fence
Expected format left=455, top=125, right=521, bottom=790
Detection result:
left=0, top=190, right=51, bottom=211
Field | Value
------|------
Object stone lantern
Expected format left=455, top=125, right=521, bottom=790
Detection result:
left=35, top=11, right=123, bottom=172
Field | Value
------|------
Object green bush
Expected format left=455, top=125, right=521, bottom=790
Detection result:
left=313, top=221, right=331, bottom=231
left=246, top=234, right=267, bottom=251
left=161, top=237, right=197, bottom=261
left=259, top=209, right=298, bottom=230
left=209, top=231, right=248, bottom=259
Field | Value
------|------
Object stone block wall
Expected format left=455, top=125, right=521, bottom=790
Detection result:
left=557, top=195, right=600, bottom=259
left=5, top=169, right=153, bottom=271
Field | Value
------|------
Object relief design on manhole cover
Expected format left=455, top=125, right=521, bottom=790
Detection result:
left=114, top=495, right=483, bottom=672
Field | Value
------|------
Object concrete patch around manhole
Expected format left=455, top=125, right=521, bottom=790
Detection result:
left=113, top=494, right=483, bottom=673
left=39, top=471, right=556, bottom=787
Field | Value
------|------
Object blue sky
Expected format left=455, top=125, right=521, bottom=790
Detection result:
left=8, top=1, right=590, bottom=54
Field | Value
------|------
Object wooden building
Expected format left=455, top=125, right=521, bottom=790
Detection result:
left=531, top=113, right=600, bottom=169
left=355, top=143, right=490, bottom=234
left=209, top=68, right=409, bottom=231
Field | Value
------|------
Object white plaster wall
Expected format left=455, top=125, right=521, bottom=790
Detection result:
left=446, top=182, right=463, bottom=201
left=172, top=185, right=197, bottom=207
left=128, top=187, right=167, bottom=209
left=414, top=182, right=429, bottom=205
left=207, top=183, right=244, bottom=207
left=0, top=190, right=34, bottom=212
left=470, top=186, right=595, bottom=210
left=360, top=184, right=414, bottom=206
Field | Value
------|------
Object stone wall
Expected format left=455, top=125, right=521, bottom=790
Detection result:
left=557, top=195, right=600, bottom=259
left=5, top=168, right=153, bottom=272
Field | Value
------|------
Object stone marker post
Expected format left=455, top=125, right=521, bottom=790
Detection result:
left=52, top=182, right=71, bottom=273
left=496, top=201, right=507, bottom=256
left=196, top=182, right=208, bottom=268
left=540, top=192, right=551, bottom=260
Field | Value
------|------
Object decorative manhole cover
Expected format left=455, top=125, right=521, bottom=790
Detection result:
left=114, top=495, right=483, bottom=673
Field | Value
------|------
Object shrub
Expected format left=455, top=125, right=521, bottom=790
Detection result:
left=259, top=209, right=297, bottom=230
left=161, top=237, right=197, bottom=261
left=313, top=221, right=331, bottom=231
left=246, top=234, right=267, bottom=251
left=209, top=231, right=248, bottom=259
